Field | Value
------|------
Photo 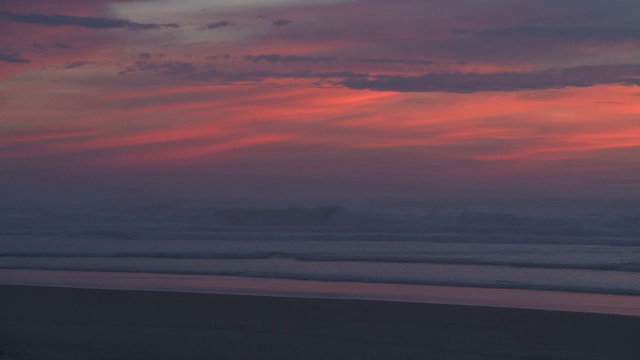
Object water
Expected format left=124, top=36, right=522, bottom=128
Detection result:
left=2, top=238, right=640, bottom=295
left=1, top=201, right=640, bottom=295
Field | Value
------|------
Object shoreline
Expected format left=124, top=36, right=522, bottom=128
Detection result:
left=1, top=269, right=639, bottom=316
left=1, top=285, right=639, bottom=359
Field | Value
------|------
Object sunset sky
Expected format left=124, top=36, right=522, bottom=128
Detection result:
left=2, top=0, right=640, bottom=204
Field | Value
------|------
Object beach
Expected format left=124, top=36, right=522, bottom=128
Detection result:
left=1, top=285, right=638, bottom=360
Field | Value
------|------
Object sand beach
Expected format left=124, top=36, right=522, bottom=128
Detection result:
left=1, top=285, right=638, bottom=359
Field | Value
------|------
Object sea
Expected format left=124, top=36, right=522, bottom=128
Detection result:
left=2, top=200, right=640, bottom=296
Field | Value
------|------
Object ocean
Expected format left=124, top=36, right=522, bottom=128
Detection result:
left=2, top=201, right=640, bottom=296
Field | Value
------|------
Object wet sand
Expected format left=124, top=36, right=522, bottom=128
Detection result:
left=1, top=285, right=638, bottom=359
left=2, top=270, right=639, bottom=316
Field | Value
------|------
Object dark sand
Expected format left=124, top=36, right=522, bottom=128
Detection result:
left=1, top=285, right=638, bottom=359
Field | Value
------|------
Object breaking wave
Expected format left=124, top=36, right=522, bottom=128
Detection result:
left=2, top=250, right=640, bottom=273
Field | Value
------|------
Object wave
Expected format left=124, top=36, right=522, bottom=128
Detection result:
left=2, top=251, right=639, bottom=273
left=3, top=204, right=640, bottom=243
left=3, top=231, right=640, bottom=245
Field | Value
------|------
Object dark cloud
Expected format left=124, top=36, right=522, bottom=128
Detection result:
left=121, top=58, right=362, bottom=83
left=356, top=58, right=457, bottom=66
left=216, top=54, right=454, bottom=67
left=341, top=65, right=640, bottom=93
left=205, top=21, right=234, bottom=30
left=271, top=19, right=292, bottom=27
left=0, top=51, right=31, bottom=63
left=32, top=43, right=73, bottom=50
left=205, top=55, right=231, bottom=60
left=243, top=54, right=334, bottom=63
left=214, top=70, right=364, bottom=86
left=123, top=61, right=198, bottom=76
left=137, top=53, right=165, bottom=59
left=242, top=54, right=450, bottom=66
left=160, top=61, right=197, bottom=75
left=458, top=26, right=640, bottom=42
left=0, top=11, right=179, bottom=29
left=61, top=61, right=96, bottom=69
left=117, top=53, right=640, bottom=93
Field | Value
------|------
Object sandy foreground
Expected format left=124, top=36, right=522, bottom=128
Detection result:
left=1, top=285, right=639, bottom=360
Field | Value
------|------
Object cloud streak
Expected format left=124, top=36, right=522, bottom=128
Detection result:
left=0, top=51, right=30, bottom=63
left=243, top=54, right=335, bottom=63
left=0, top=11, right=179, bottom=29
left=457, top=26, right=640, bottom=42
left=122, top=58, right=364, bottom=83
left=121, top=55, right=640, bottom=94
left=356, top=58, right=442, bottom=65
left=271, top=19, right=292, bottom=27
left=59, top=61, right=96, bottom=69
left=204, top=21, right=234, bottom=30
left=342, top=65, right=640, bottom=93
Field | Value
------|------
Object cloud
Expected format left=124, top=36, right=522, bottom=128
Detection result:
left=138, top=53, right=165, bottom=59
left=121, top=58, right=363, bottom=83
left=0, top=11, right=179, bottom=29
left=341, top=65, right=640, bottom=93
left=205, top=21, right=234, bottom=30
left=241, top=54, right=450, bottom=66
left=356, top=58, right=456, bottom=66
left=458, top=26, right=640, bottom=42
left=118, top=55, right=640, bottom=93
left=60, top=61, right=96, bottom=69
left=122, top=61, right=198, bottom=76
left=31, top=43, right=74, bottom=50
left=0, top=51, right=30, bottom=63
left=205, top=55, right=231, bottom=60
left=271, top=19, right=292, bottom=27
left=243, top=54, right=335, bottom=63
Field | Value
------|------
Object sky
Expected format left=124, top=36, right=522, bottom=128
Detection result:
left=2, top=0, right=640, bottom=205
